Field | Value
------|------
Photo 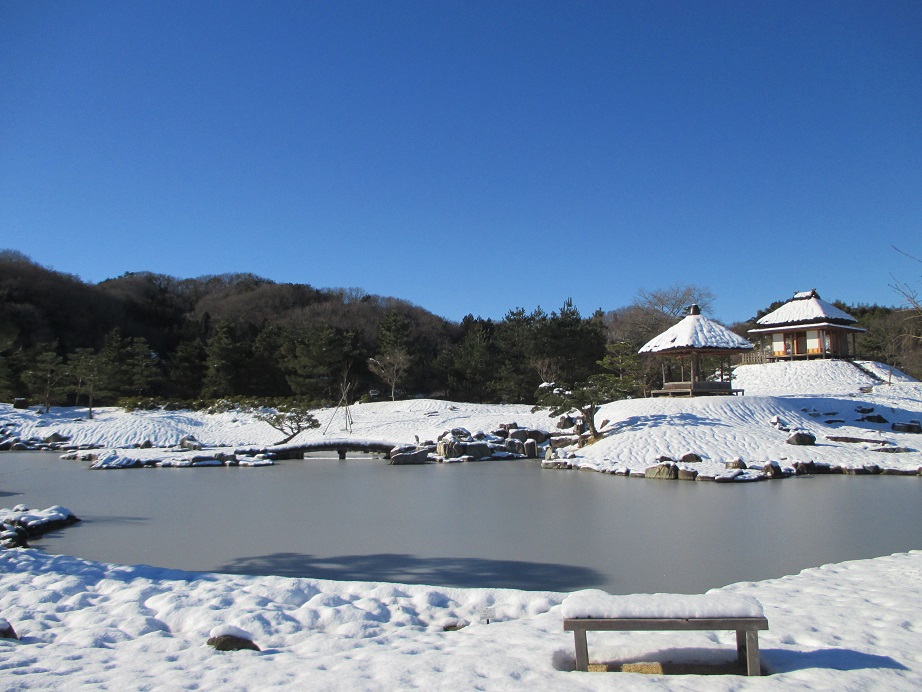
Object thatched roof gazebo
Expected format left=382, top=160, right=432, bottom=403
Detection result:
left=747, top=289, right=865, bottom=361
left=639, top=305, right=754, bottom=396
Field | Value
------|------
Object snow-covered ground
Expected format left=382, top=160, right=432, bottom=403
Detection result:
left=2, top=548, right=921, bottom=689
left=2, top=360, right=922, bottom=688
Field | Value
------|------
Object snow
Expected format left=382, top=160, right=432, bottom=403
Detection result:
left=639, top=313, right=753, bottom=353
left=561, top=591, right=765, bottom=619
left=2, top=549, right=922, bottom=689
left=756, top=292, right=859, bottom=326
left=2, top=360, right=922, bottom=688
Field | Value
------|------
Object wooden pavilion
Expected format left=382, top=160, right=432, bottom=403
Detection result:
left=747, top=290, right=865, bottom=361
left=640, top=305, right=754, bottom=396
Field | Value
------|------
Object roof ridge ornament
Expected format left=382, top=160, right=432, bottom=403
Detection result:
left=688, top=304, right=701, bottom=316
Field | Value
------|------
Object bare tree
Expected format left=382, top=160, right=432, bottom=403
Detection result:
left=891, top=247, right=922, bottom=337
left=368, top=349, right=411, bottom=400
left=634, top=283, right=716, bottom=319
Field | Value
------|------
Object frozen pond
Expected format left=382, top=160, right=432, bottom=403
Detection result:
left=3, top=451, right=921, bottom=593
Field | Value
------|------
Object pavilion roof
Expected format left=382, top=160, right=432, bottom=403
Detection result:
left=755, top=290, right=858, bottom=328
left=639, top=306, right=754, bottom=355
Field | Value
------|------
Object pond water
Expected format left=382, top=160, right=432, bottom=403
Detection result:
left=3, top=451, right=920, bottom=593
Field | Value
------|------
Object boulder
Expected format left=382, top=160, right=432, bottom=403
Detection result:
left=179, top=435, right=203, bottom=451
left=762, top=461, right=784, bottom=479
left=390, top=448, right=430, bottom=465
left=504, top=439, right=525, bottom=456
left=724, top=457, right=747, bottom=469
left=680, top=453, right=702, bottom=464
left=523, top=439, right=538, bottom=459
left=0, top=618, right=17, bottom=640
left=786, top=431, right=816, bottom=446
left=207, top=634, right=260, bottom=652
left=43, top=432, right=70, bottom=444
left=436, top=438, right=464, bottom=459
left=860, top=414, right=889, bottom=424
left=677, top=468, right=698, bottom=481
left=557, top=415, right=575, bottom=429
left=464, top=442, right=492, bottom=460
left=644, top=463, right=678, bottom=480
left=892, top=421, right=922, bottom=434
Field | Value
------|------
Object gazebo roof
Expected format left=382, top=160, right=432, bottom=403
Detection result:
left=639, top=305, right=754, bottom=355
left=755, top=290, right=858, bottom=328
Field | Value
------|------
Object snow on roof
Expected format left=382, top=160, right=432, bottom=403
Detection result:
left=756, top=290, right=858, bottom=327
left=639, top=307, right=753, bottom=354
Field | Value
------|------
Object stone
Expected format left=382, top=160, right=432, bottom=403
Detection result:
left=490, top=428, right=509, bottom=439
left=523, top=439, right=538, bottom=459
left=871, top=446, right=914, bottom=454
left=855, top=406, right=874, bottom=414
left=677, top=468, right=698, bottom=481
left=762, top=461, right=784, bottom=479
left=557, top=415, right=575, bottom=429
left=140, top=439, right=153, bottom=448
left=644, top=463, right=678, bottom=480
left=207, top=634, right=260, bottom=652
left=179, top=435, right=203, bottom=451
left=680, top=453, right=702, bottom=464
left=786, top=431, right=816, bottom=446
left=436, top=438, right=464, bottom=459
left=43, top=432, right=70, bottom=444
left=549, top=435, right=579, bottom=449
left=656, top=455, right=675, bottom=463
left=464, top=442, right=492, bottom=460
left=450, top=427, right=472, bottom=440
left=504, top=439, right=525, bottom=455
left=0, top=618, right=18, bottom=640
left=860, top=414, right=888, bottom=424
left=390, top=449, right=430, bottom=465
left=12, top=398, right=28, bottom=409
left=724, top=457, right=747, bottom=469
left=892, top=421, right=922, bottom=434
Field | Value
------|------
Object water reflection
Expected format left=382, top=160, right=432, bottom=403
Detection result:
left=218, top=552, right=604, bottom=590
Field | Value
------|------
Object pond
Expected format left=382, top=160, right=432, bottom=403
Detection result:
left=3, top=451, right=920, bottom=593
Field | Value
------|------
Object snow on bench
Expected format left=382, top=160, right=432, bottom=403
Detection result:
left=561, top=590, right=768, bottom=676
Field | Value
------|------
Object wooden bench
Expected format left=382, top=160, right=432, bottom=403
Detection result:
left=562, top=592, right=769, bottom=676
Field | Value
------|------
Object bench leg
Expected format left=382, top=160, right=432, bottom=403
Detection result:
left=573, top=630, right=589, bottom=672
left=745, top=630, right=761, bottom=676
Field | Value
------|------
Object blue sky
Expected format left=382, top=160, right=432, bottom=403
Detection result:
left=2, top=1, right=920, bottom=324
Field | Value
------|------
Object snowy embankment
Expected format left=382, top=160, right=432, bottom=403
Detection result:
left=1, top=360, right=920, bottom=477
left=1, top=548, right=921, bottom=689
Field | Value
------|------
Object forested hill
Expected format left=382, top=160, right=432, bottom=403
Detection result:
left=1, top=251, right=918, bottom=409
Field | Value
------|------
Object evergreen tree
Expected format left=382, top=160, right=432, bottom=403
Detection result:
left=23, top=344, right=68, bottom=412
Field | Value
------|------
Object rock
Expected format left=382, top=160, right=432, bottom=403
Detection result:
left=871, top=446, right=914, bottom=454
left=762, top=461, right=784, bottom=479
left=12, top=398, right=28, bottom=409
left=523, top=439, right=538, bottom=459
left=786, top=431, right=816, bottom=446
left=490, top=428, right=509, bottom=439
left=179, top=435, right=203, bottom=451
left=557, top=415, right=575, bottom=429
left=140, top=439, right=153, bottom=448
left=863, top=464, right=882, bottom=474
left=644, top=463, right=678, bottom=480
left=549, top=435, right=579, bottom=449
left=724, top=457, right=747, bottom=469
left=207, top=634, right=260, bottom=652
left=43, top=432, right=70, bottom=444
left=680, top=453, right=702, bottom=464
left=855, top=406, right=874, bottom=414
left=892, top=421, right=922, bottom=434
left=436, top=438, right=464, bottom=459
left=677, top=468, right=698, bottom=481
left=450, top=427, right=472, bottom=439
left=464, top=442, right=492, bottom=460
left=656, top=455, right=675, bottom=463
left=0, top=618, right=18, bottom=640
left=504, top=439, right=525, bottom=455
left=390, top=449, right=430, bottom=465
left=860, top=414, right=889, bottom=424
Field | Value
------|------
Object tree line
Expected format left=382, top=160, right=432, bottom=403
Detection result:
left=1, top=250, right=919, bottom=414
